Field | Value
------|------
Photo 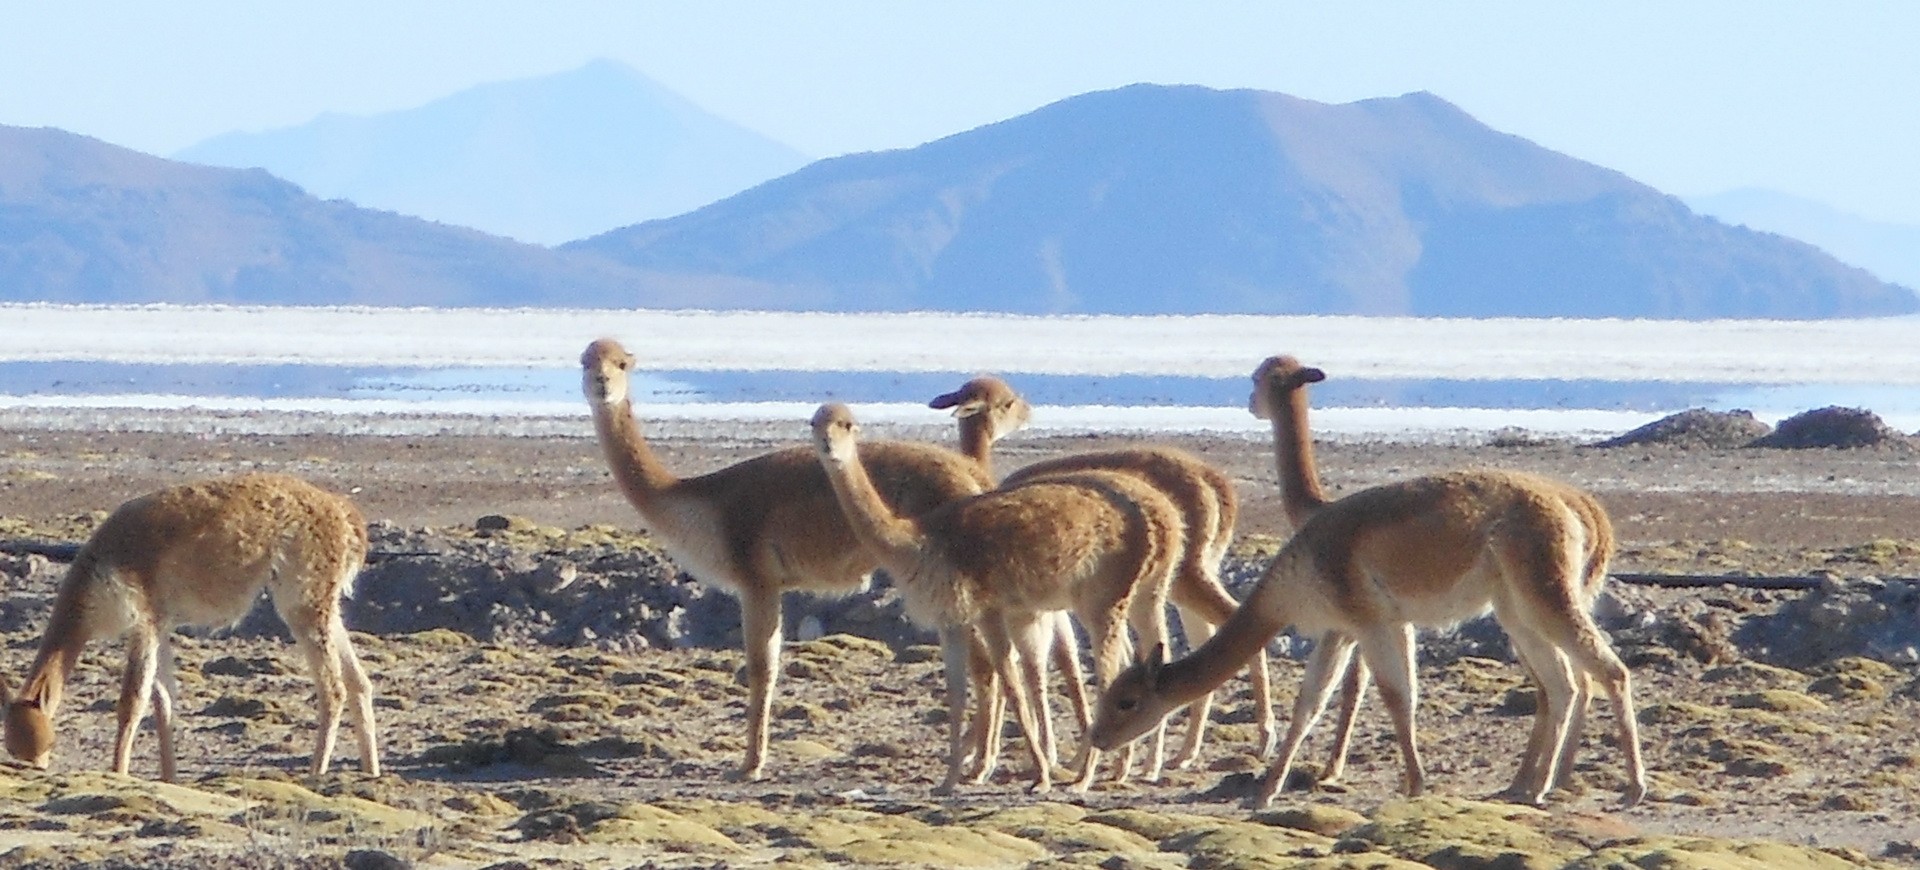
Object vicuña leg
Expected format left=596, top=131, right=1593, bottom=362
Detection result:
left=1359, top=623, right=1425, bottom=798
left=114, top=624, right=163, bottom=779
left=986, top=613, right=1058, bottom=793
left=1128, top=591, right=1174, bottom=782
left=1317, top=651, right=1369, bottom=784
left=151, top=637, right=180, bottom=783
left=1492, top=518, right=1645, bottom=807
left=1169, top=571, right=1277, bottom=768
left=1170, top=604, right=1216, bottom=768
left=738, top=587, right=782, bottom=781
left=1066, top=607, right=1131, bottom=791
left=963, top=612, right=1085, bottom=784
left=1542, top=611, right=1644, bottom=805
left=1051, top=612, right=1092, bottom=733
left=1257, top=634, right=1356, bottom=806
left=333, top=619, right=381, bottom=776
left=938, top=626, right=974, bottom=794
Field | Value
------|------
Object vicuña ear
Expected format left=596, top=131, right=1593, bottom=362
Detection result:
left=20, top=674, right=54, bottom=712
left=0, top=674, right=11, bottom=706
left=1142, top=643, right=1167, bottom=689
left=928, top=388, right=968, bottom=411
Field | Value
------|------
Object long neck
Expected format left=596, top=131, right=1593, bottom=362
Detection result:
left=819, top=446, right=928, bottom=571
left=1268, top=384, right=1329, bottom=529
left=1156, top=572, right=1291, bottom=705
left=956, top=417, right=994, bottom=476
left=24, top=553, right=105, bottom=715
left=591, top=397, right=680, bottom=511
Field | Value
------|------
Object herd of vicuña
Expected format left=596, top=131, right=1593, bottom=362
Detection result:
left=1, top=338, right=1648, bottom=811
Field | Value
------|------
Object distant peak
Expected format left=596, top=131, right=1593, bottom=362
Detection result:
left=1356, top=90, right=1470, bottom=117
left=558, top=57, right=651, bottom=83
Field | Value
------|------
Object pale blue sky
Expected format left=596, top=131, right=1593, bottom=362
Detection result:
left=6, top=2, right=1917, bottom=223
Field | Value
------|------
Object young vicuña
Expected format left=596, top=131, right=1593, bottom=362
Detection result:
left=1088, top=357, right=1646, bottom=808
left=811, top=401, right=1181, bottom=792
left=930, top=374, right=1274, bottom=770
left=2, top=473, right=379, bottom=781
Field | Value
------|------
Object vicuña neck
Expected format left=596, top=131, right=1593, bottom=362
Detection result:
left=1268, top=385, right=1329, bottom=528
left=1157, top=578, right=1292, bottom=705
left=25, top=558, right=106, bottom=714
left=818, top=446, right=926, bottom=569
left=957, top=418, right=995, bottom=476
left=592, top=398, right=681, bottom=509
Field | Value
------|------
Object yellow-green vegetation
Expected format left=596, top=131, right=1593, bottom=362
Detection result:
left=1567, top=836, right=1882, bottom=870
left=1829, top=538, right=1920, bottom=566
left=0, top=766, right=1907, bottom=868
left=1727, top=689, right=1827, bottom=713
left=1346, top=797, right=1583, bottom=868
left=1810, top=672, right=1891, bottom=702
left=1701, top=661, right=1810, bottom=691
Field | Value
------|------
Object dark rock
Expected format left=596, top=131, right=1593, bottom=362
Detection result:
left=1593, top=408, right=1771, bottom=449
left=343, top=850, right=412, bottom=870
left=1747, top=406, right=1915, bottom=449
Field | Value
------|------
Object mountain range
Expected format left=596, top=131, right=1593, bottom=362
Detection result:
left=1686, top=188, right=1920, bottom=292
left=566, top=85, right=1914, bottom=318
left=174, top=60, right=810, bottom=246
left=3, top=80, right=1913, bottom=318
left=0, top=124, right=733, bottom=308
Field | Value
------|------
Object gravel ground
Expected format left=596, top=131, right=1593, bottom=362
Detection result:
left=2, top=410, right=1919, bottom=868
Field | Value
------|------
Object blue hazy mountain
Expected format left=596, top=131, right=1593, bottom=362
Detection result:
left=1687, top=188, right=1920, bottom=291
left=0, top=124, right=774, bottom=307
left=567, top=84, right=1915, bottom=318
left=174, top=60, right=811, bottom=246
left=9, top=83, right=1915, bottom=317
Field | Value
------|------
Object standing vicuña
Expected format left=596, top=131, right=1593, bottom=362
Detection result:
left=931, top=375, right=1274, bottom=770
left=2, top=473, right=380, bottom=781
left=1089, top=366, right=1646, bottom=807
left=1249, top=354, right=1619, bottom=799
left=811, top=402, right=1181, bottom=792
left=581, top=338, right=992, bottom=781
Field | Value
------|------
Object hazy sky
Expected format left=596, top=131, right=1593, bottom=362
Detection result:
left=6, top=2, right=1917, bottom=223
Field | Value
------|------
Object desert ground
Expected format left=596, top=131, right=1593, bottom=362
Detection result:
left=2, top=410, right=1920, bottom=868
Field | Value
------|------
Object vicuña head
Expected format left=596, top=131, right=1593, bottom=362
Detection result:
left=1248, top=355, right=1325, bottom=420
left=929, top=375, right=1032, bottom=454
left=1, top=677, right=55, bottom=769
left=1086, top=643, right=1176, bottom=750
left=581, top=337, right=636, bottom=406
left=810, top=401, right=861, bottom=464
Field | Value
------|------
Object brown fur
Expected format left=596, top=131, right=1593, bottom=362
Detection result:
left=811, top=402, right=1182, bottom=793
left=1250, top=354, right=1621, bottom=799
left=934, top=374, right=1274, bottom=771
left=931, top=376, right=1091, bottom=782
left=1087, top=361, right=1647, bottom=809
left=581, top=339, right=992, bottom=781
left=1, top=473, right=378, bottom=781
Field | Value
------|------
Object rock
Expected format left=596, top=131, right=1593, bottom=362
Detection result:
left=343, top=849, right=412, bottom=870
left=1747, top=406, right=1915, bottom=449
left=1593, top=408, right=1772, bottom=449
